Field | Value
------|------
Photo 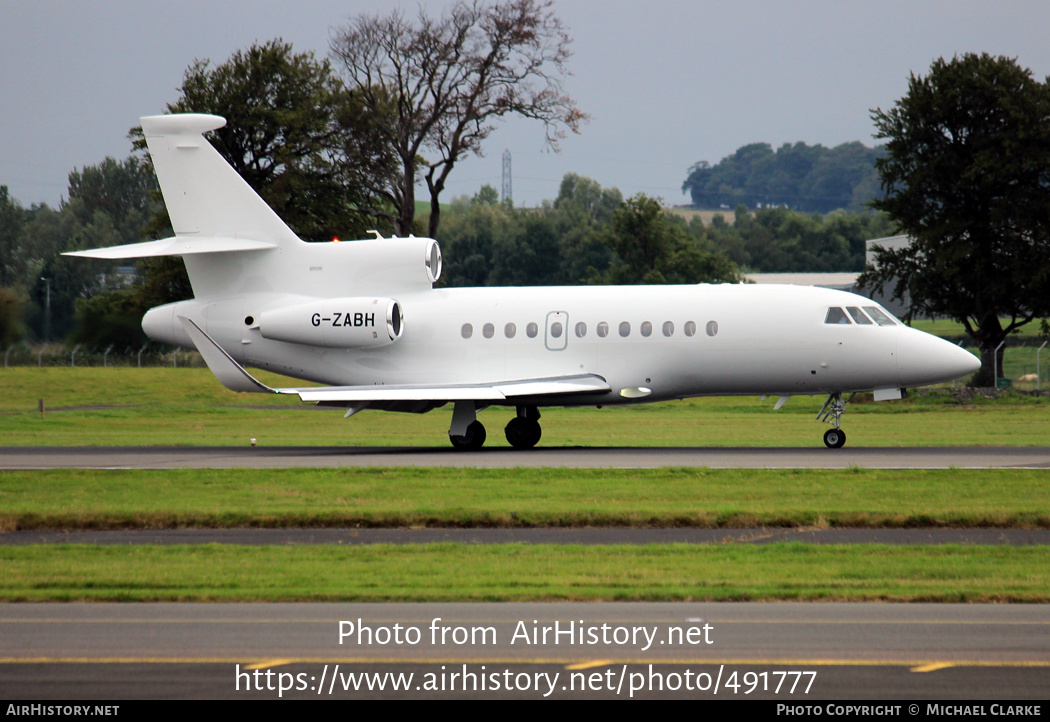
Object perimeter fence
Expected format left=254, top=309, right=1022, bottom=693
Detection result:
left=3, top=342, right=1049, bottom=391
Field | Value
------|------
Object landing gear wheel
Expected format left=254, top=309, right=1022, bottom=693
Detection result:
left=505, top=417, right=542, bottom=449
left=823, top=428, right=846, bottom=449
left=450, top=420, right=487, bottom=450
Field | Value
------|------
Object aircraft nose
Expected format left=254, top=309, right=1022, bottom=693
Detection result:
left=896, top=327, right=981, bottom=386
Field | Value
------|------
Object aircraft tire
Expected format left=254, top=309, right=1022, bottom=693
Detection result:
left=823, top=428, right=846, bottom=449
left=505, top=417, right=541, bottom=449
left=450, top=421, right=486, bottom=451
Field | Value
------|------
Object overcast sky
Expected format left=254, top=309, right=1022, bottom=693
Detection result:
left=3, top=0, right=1050, bottom=211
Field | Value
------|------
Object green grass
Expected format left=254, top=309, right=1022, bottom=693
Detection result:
left=2, top=468, right=1048, bottom=531
left=3, top=368, right=1048, bottom=604
left=2, top=543, right=1046, bottom=602
left=2, top=368, right=1048, bottom=447
left=910, top=318, right=1049, bottom=341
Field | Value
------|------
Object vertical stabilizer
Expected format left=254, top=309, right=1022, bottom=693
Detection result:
left=140, top=114, right=302, bottom=247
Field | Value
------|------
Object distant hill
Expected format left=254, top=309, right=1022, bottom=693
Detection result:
left=682, top=141, right=884, bottom=214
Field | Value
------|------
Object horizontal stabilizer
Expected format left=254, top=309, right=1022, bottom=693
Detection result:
left=64, top=236, right=276, bottom=260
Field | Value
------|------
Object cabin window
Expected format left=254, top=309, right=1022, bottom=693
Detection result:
left=825, top=307, right=851, bottom=324
left=505, top=322, right=516, bottom=338
left=575, top=322, right=587, bottom=338
left=461, top=323, right=473, bottom=338
left=662, top=321, right=674, bottom=337
left=619, top=321, right=631, bottom=337
left=640, top=321, right=653, bottom=337
left=482, top=323, right=494, bottom=338
left=706, top=320, right=718, bottom=337
left=550, top=322, right=563, bottom=338
left=597, top=322, right=609, bottom=338
left=863, top=306, right=898, bottom=327
left=846, top=307, right=873, bottom=325
left=526, top=322, right=539, bottom=338
left=684, top=321, right=696, bottom=337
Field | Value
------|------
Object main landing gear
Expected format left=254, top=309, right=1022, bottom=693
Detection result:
left=449, top=420, right=487, bottom=451
left=817, top=392, right=854, bottom=449
left=505, top=406, right=542, bottom=450
left=447, top=402, right=542, bottom=450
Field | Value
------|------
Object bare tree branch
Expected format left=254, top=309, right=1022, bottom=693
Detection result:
left=331, top=0, right=587, bottom=236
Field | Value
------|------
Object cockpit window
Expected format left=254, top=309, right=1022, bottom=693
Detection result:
left=862, top=306, right=898, bottom=326
left=846, top=306, right=873, bottom=325
left=825, top=307, right=851, bottom=324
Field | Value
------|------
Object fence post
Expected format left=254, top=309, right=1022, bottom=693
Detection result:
left=71, top=344, right=80, bottom=367
left=1039, top=341, right=1048, bottom=392
left=138, top=345, right=146, bottom=368
left=993, top=340, right=1005, bottom=387
left=103, top=344, right=113, bottom=367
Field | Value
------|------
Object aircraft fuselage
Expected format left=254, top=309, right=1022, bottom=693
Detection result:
left=144, top=281, right=977, bottom=406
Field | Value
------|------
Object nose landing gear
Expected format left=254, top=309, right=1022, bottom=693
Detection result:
left=822, top=427, right=846, bottom=449
left=818, top=392, right=854, bottom=448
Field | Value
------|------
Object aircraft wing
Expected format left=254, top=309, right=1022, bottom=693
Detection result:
left=179, top=316, right=610, bottom=404
left=285, top=375, right=610, bottom=403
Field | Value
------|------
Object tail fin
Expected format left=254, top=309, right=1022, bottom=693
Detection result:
left=140, top=114, right=301, bottom=247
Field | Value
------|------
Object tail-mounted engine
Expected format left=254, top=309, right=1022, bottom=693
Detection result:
left=258, top=297, right=404, bottom=348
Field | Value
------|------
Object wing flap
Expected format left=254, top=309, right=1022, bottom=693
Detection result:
left=289, top=375, right=610, bottom=403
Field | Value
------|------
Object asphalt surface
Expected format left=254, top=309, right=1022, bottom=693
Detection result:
left=6, top=443, right=1049, bottom=700
left=1, top=602, right=1047, bottom=699
left=4, top=445, right=1050, bottom=469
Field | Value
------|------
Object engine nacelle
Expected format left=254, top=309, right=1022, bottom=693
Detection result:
left=324, top=236, right=441, bottom=293
left=257, top=297, right=403, bottom=348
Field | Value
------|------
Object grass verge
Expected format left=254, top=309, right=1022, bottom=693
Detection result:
left=2, top=468, right=1048, bottom=530
left=1, top=367, right=1048, bottom=446
left=2, top=543, right=1046, bottom=602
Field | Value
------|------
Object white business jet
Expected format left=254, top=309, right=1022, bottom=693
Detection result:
left=68, top=114, right=981, bottom=449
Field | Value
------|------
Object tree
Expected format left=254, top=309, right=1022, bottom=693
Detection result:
left=0, top=287, right=24, bottom=347
left=682, top=141, right=883, bottom=212
left=595, top=195, right=740, bottom=285
left=331, top=0, right=587, bottom=237
left=135, top=39, right=371, bottom=242
left=858, top=54, right=1050, bottom=385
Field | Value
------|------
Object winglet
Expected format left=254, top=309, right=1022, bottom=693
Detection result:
left=177, top=316, right=274, bottom=394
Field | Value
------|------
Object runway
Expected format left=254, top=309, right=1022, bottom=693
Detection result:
left=6, top=445, right=1048, bottom=700
left=1, top=602, right=1047, bottom=699
left=4, top=445, right=1050, bottom=469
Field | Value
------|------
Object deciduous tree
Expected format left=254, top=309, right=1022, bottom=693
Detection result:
left=134, top=39, right=371, bottom=242
left=331, top=0, right=586, bottom=237
left=858, top=54, right=1050, bottom=385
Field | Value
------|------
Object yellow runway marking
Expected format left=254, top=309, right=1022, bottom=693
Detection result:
left=911, top=662, right=956, bottom=673
left=243, top=659, right=296, bottom=670
left=565, top=660, right=615, bottom=670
